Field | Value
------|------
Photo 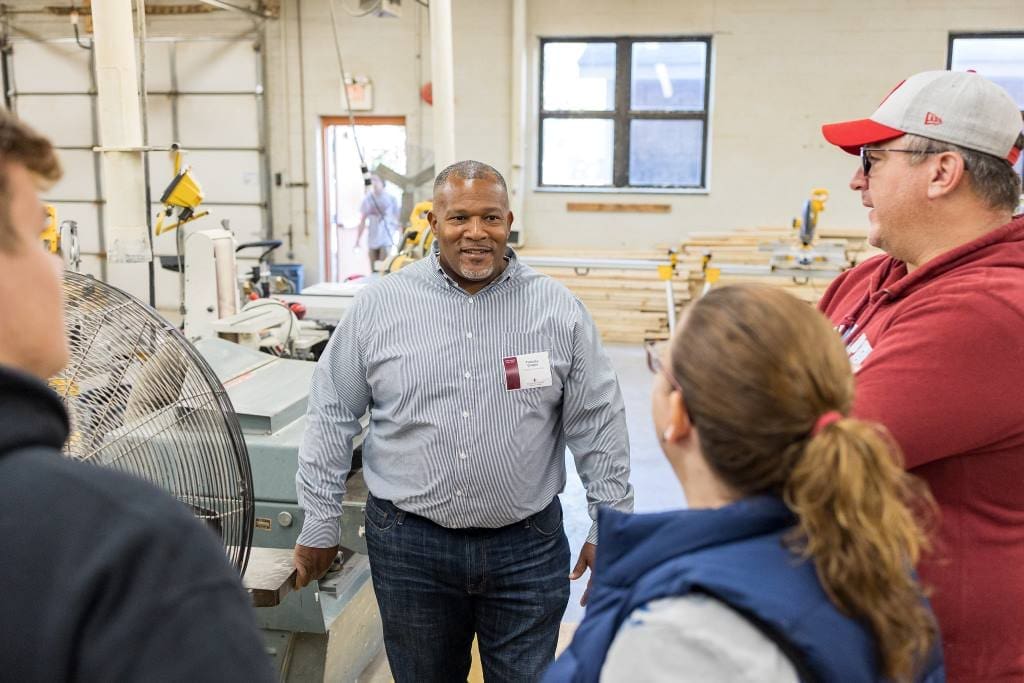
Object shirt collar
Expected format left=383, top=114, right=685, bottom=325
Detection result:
left=429, top=242, right=519, bottom=293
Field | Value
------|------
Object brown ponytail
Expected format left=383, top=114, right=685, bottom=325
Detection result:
left=786, top=418, right=936, bottom=681
left=670, top=284, right=936, bottom=681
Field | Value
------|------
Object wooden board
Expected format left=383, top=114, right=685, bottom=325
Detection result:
left=243, top=546, right=297, bottom=608
left=566, top=202, right=672, bottom=213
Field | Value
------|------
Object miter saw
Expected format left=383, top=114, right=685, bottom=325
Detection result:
left=798, top=189, right=829, bottom=246
left=766, top=188, right=847, bottom=276
left=697, top=189, right=850, bottom=296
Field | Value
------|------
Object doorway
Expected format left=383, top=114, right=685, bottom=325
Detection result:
left=322, top=116, right=407, bottom=282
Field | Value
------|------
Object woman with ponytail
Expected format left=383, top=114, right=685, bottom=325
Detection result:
left=544, top=284, right=944, bottom=683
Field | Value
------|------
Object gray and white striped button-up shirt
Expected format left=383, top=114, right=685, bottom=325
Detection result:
left=296, top=247, right=633, bottom=548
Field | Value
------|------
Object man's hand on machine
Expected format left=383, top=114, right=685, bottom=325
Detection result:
left=293, top=544, right=339, bottom=589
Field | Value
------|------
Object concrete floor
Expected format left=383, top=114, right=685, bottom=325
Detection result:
left=560, top=342, right=685, bottom=622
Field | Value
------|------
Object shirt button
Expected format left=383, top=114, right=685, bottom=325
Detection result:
left=467, top=298, right=474, bottom=304
left=466, top=332, right=473, bottom=339
left=464, top=371, right=471, bottom=379
left=459, top=452, right=467, bottom=460
left=462, top=410, right=469, bottom=418
left=456, top=490, right=463, bottom=496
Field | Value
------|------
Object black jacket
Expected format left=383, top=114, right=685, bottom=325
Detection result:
left=0, top=364, right=275, bottom=682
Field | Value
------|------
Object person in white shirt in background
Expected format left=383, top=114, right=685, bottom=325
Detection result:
left=355, top=173, right=400, bottom=273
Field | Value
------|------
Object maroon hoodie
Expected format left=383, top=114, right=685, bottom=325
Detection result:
left=819, top=214, right=1024, bottom=682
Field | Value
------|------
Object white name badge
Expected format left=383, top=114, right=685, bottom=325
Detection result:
left=847, top=333, right=874, bottom=373
left=502, top=351, right=552, bottom=390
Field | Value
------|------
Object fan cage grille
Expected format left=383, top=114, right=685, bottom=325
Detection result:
left=56, top=271, right=254, bottom=575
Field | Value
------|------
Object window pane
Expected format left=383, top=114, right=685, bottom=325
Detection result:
left=950, top=37, right=1024, bottom=188
left=631, top=41, right=707, bottom=111
left=542, top=42, right=616, bottom=111
left=541, top=118, right=614, bottom=186
left=629, top=119, right=703, bottom=186
left=950, top=37, right=1024, bottom=106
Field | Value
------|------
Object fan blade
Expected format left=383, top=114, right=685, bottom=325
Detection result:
left=408, top=166, right=435, bottom=187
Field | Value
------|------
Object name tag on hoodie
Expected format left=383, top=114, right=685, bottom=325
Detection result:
left=502, top=352, right=552, bottom=390
left=847, top=333, right=874, bottom=373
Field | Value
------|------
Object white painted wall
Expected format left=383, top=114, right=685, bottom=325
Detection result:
left=522, top=0, right=1024, bottom=250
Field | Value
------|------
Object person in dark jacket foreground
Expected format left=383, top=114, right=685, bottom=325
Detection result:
left=545, top=284, right=944, bottom=683
left=0, top=110, right=274, bottom=682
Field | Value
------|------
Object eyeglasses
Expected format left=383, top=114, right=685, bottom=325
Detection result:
left=860, top=146, right=943, bottom=177
left=644, top=341, right=684, bottom=393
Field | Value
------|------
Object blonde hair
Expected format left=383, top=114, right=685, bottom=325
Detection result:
left=670, top=284, right=936, bottom=681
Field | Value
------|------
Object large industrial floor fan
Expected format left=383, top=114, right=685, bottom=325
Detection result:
left=52, top=271, right=254, bottom=574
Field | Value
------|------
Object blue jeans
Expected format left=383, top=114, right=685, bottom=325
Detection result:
left=364, top=494, right=571, bottom=683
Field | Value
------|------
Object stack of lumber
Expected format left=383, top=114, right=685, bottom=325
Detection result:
left=677, top=228, right=870, bottom=304
left=520, top=228, right=877, bottom=344
left=519, top=248, right=689, bottom=344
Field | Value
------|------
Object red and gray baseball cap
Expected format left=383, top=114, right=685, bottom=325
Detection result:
left=822, top=70, right=1024, bottom=165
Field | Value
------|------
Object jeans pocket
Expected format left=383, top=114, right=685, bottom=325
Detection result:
left=528, top=498, right=563, bottom=537
left=365, top=495, right=397, bottom=532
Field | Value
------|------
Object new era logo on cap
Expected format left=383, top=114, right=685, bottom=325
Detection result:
left=822, top=70, right=1023, bottom=163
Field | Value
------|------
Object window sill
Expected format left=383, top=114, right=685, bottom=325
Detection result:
left=534, top=185, right=709, bottom=196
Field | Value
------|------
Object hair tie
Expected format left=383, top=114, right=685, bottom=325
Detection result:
left=811, top=410, right=843, bottom=437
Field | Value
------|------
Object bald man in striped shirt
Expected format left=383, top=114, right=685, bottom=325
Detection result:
left=293, top=160, right=633, bottom=683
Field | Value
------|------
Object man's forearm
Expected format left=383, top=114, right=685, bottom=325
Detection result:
left=296, top=300, right=371, bottom=548
left=296, top=435, right=356, bottom=548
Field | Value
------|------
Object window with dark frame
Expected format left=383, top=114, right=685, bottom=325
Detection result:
left=539, top=36, right=711, bottom=190
left=948, top=32, right=1024, bottom=183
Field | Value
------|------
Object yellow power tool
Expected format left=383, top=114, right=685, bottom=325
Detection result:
left=156, top=145, right=209, bottom=235
left=793, top=188, right=830, bottom=246
left=385, top=200, right=434, bottom=273
left=41, top=205, right=59, bottom=253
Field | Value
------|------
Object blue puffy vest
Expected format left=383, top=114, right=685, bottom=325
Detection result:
left=544, top=495, right=944, bottom=683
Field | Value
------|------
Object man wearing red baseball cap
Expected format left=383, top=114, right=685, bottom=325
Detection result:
left=819, top=70, right=1024, bottom=681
